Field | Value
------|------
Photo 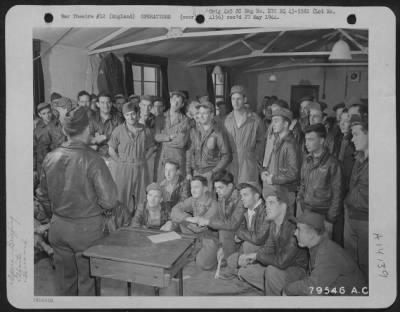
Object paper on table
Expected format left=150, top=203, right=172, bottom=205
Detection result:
left=147, top=231, right=182, bottom=243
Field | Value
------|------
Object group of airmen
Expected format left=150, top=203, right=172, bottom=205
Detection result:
left=34, top=84, right=369, bottom=296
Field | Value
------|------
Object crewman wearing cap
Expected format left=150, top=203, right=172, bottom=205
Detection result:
left=237, top=188, right=308, bottom=295
left=297, top=123, right=343, bottom=243
left=309, top=102, right=341, bottom=155
left=186, top=101, right=232, bottom=190
left=138, top=94, right=156, bottom=129
left=131, top=182, right=174, bottom=231
left=113, top=93, right=127, bottom=113
left=128, top=94, right=140, bottom=106
left=344, top=115, right=369, bottom=282
left=216, top=181, right=270, bottom=279
left=89, top=92, right=123, bottom=157
left=333, top=102, right=346, bottom=123
left=138, top=95, right=158, bottom=182
left=154, top=90, right=191, bottom=182
left=298, top=96, right=313, bottom=132
left=108, top=102, right=152, bottom=215
left=36, top=106, right=119, bottom=296
left=224, top=85, right=266, bottom=184
left=283, top=211, right=366, bottom=296
left=34, top=102, right=53, bottom=175
left=152, top=97, right=165, bottom=117
left=261, top=107, right=300, bottom=215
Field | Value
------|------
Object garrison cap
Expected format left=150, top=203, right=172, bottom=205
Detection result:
left=289, top=211, right=325, bottom=232
left=37, top=102, right=51, bottom=113
left=230, top=85, right=246, bottom=97
left=272, top=107, right=293, bottom=122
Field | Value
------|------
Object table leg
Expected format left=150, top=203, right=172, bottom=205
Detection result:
left=95, top=277, right=101, bottom=296
left=154, top=287, right=160, bottom=296
left=178, top=268, right=183, bottom=296
left=127, top=282, right=133, bottom=296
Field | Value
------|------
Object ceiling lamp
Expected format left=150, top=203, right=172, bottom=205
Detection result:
left=269, top=74, right=277, bottom=82
left=329, top=39, right=352, bottom=61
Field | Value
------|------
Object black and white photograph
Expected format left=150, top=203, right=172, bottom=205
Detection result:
left=6, top=5, right=396, bottom=309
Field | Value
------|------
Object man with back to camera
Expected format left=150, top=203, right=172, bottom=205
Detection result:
left=36, top=106, right=119, bottom=296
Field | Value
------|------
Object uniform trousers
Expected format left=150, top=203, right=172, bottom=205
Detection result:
left=238, top=263, right=306, bottom=295
left=49, top=214, right=104, bottom=296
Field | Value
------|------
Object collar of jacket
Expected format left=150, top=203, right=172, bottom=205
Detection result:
left=160, top=174, right=184, bottom=188
left=226, top=110, right=258, bottom=126
left=309, top=234, right=329, bottom=261
left=35, top=119, right=48, bottom=129
left=275, top=131, right=295, bottom=150
left=124, top=122, right=145, bottom=132
left=194, top=191, right=214, bottom=205
left=61, top=140, right=90, bottom=149
left=306, top=147, right=330, bottom=166
left=220, top=186, right=238, bottom=202
left=355, top=151, right=368, bottom=163
left=94, top=110, right=118, bottom=123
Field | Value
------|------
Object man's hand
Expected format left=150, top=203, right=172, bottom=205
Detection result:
left=234, top=234, right=242, bottom=243
left=185, top=216, right=199, bottom=224
left=238, top=253, right=257, bottom=267
left=261, top=171, right=273, bottom=185
left=169, top=134, right=177, bottom=141
left=197, top=217, right=210, bottom=227
left=160, top=221, right=173, bottom=232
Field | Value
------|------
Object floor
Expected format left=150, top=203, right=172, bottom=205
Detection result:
left=34, top=253, right=263, bottom=296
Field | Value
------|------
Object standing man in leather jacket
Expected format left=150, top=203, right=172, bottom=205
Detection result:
left=36, top=106, right=119, bottom=296
left=297, top=123, right=343, bottom=243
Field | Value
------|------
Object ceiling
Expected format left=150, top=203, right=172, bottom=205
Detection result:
left=33, top=27, right=368, bottom=72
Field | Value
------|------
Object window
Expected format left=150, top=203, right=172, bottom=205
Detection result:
left=212, top=65, right=225, bottom=102
left=132, top=64, right=161, bottom=96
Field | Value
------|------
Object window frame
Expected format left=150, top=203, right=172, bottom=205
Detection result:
left=131, top=62, right=162, bottom=96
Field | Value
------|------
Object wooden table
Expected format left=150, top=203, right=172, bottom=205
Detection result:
left=84, top=227, right=196, bottom=296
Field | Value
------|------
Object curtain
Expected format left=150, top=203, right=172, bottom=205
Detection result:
left=33, top=39, right=44, bottom=115
left=124, top=53, right=169, bottom=108
left=222, top=66, right=232, bottom=112
left=85, top=54, right=101, bottom=94
left=206, top=65, right=215, bottom=104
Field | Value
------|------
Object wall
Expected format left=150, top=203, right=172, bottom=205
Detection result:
left=168, top=60, right=207, bottom=100
left=41, top=43, right=89, bottom=103
left=254, top=66, right=368, bottom=112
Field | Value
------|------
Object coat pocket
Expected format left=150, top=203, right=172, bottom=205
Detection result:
left=313, top=188, right=332, bottom=201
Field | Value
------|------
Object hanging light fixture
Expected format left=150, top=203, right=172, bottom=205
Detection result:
left=269, top=73, right=277, bottom=82
left=329, top=38, right=352, bottom=61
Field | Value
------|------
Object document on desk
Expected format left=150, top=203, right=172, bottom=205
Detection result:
left=148, top=231, right=182, bottom=244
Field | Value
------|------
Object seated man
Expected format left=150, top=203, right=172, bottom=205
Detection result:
left=131, top=183, right=174, bottom=231
left=216, top=182, right=270, bottom=280
left=159, top=159, right=189, bottom=208
left=171, top=176, right=218, bottom=270
left=283, top=211, right=366, bottom=296
left=196, top=170, right=245, bottom=261
left=237, top=188, right=308, bottom=295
